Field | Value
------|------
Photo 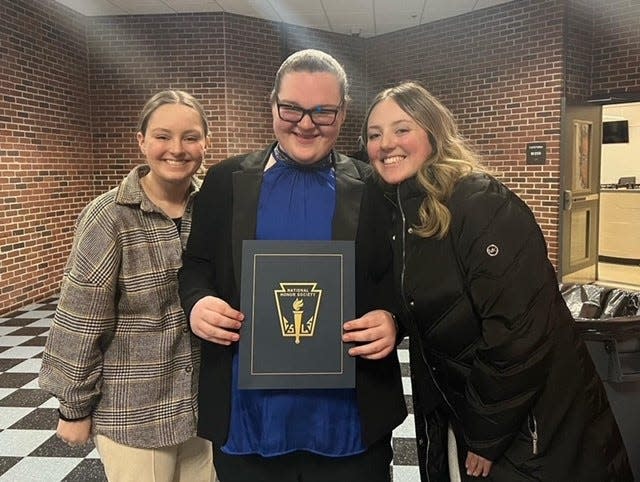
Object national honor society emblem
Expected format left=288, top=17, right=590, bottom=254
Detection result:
left=274, top=282, right=322, bottom=344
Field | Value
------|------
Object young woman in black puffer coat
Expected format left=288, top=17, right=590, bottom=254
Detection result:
left=362, top=81, right=632, bottom=482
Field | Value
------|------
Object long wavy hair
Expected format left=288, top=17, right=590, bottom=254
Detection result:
left=362, top=81, right=483, bottom=239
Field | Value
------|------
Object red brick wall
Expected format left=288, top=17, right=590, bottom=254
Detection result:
left=3, top=0, right=640, bottom=314
left=366, top=0, right=566, bottom=263
left=85, top=13, right=367, bottom=175
left=566, top=0, right=595, bottom=101
left=86, top=13, right=228, bottom=192
left=564, top=0, right=640, bottom=99
left=221, top=14, right=281, bottom=156
left=0, top=3, right=367, bottom=315
left=1, top=0, right=92, bottom=314
left=590, top=0, right=640, bottom=95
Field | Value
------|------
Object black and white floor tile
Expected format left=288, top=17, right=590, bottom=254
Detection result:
left=0, top=297, right=419, bottom=481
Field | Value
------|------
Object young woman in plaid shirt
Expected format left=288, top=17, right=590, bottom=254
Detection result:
left=40, top=90, right=215, bottom=482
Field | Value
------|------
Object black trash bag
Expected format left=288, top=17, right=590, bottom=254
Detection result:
left=560, top=284, right=585, bottom=318
left=560, top=284, right=614, bottom=319
left=584, top=284, right=613, bottom=309
left=603, top=289, right=640, bottom=318
left=629, top=293, right=640, bottom=316
left=580, top=301, right=603, bottom=319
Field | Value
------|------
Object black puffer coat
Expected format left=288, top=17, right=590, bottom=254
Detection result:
left=391, top=173, right=631, bottom=481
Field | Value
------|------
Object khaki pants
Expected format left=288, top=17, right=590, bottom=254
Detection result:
left=94, top=434, right=216, bottom=482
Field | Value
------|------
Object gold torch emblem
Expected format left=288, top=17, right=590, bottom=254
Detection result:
left=274, top=283, right=322, bottom=344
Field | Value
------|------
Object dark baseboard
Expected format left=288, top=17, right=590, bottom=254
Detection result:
left=598, top=255, right=640, bottom=266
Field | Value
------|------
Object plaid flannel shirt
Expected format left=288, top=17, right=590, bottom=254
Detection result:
left=39, top=165, right=202, bottom=448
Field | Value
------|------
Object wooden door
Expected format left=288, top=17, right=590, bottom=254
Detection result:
left=559, top=101, right=602, bottom=283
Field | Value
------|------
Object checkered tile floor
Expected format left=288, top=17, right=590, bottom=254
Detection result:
left=0, top=297, right=420, bottom=481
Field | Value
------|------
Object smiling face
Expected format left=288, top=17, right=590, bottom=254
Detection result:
left=366, top=98, right=433, bottom=185
left=137, top=103, right=207, bottom=188
left=272, top=71, right=345, bottom=165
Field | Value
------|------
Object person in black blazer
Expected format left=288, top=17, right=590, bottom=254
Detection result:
left=179, top=49, right=406, bottom=482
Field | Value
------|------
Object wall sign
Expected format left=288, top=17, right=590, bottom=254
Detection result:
left=526, top=143, right=547, bottom=165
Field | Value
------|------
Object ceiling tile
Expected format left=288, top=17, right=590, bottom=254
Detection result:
left=54, top=0, right=126, bottom=16
left=421, top=0, right=476, bottom=23
left=216, top=0, right=281, bottom=21
left=51, top=0, right=518, bottom=35
left=110, top=0, right=174, bottom=15
left=162, top=0, right=223, bottom=13
left=325, top=11, right=373, bottom=27
left=374, top=11, right=420, bottom=34
left=321, top=0, right=373, bottom=11
left=374, top=0, right=424, bottom=14
left=269, top=0, right=326, bottom=14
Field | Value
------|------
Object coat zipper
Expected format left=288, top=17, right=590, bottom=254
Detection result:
left=424, top=413, right=431, bottom=482
left=396, top=186, right=460, bottom=419
left=396, top=186, right=430, bottom=482
left=396, top=186, right=461, bottom=480
left=528, top=413, right=539, bottom=455
left=397, top=186, right=409, bottom=338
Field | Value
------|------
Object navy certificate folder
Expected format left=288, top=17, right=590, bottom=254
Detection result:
left=238, top=240, right=355, bottom=389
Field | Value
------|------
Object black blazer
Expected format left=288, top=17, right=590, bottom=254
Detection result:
left=179, top=144, right=407, bottom=446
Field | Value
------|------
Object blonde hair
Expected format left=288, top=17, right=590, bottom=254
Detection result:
left=362, top=81, right=483, bottom=238
left=137, top=90, right=209, bottom=137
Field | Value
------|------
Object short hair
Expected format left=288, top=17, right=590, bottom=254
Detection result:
left=137, top=90, right=209, bottom=136
left=270, top=49, right=350, bottom=105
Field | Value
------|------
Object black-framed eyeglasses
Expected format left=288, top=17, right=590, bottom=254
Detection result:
left=276, top=100, right=342, bottom=126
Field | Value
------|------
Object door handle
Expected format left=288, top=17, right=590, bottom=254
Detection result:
left=563, top=190, right=573, bottom=210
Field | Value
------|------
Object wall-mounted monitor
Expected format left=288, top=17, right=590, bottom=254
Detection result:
left=602, top=120, right=629, bottom=143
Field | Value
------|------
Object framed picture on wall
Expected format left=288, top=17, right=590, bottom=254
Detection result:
left=573, top=120, right=592, bottom=192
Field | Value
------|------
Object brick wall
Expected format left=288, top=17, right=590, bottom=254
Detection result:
left=86, top=13, right=228, bottom=192
left=1, top=0, right=92, bottom=314
left=86, top=13, right=368, bottom=176
left=590, top=0, right=640, bottom=95
left=366, top=0, right=566, bottom=262
left=565, top=0, right=640, bottom=100
left=221, top=14, right=281, bottom=156
left=0, top=2, right=367, bottom=315
left=566, top=0, right=595, bottom=101
left=2, top=0, right=640, bottom=314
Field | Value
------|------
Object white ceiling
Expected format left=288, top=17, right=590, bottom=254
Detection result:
left=53, top=0, right=514, bottom=37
